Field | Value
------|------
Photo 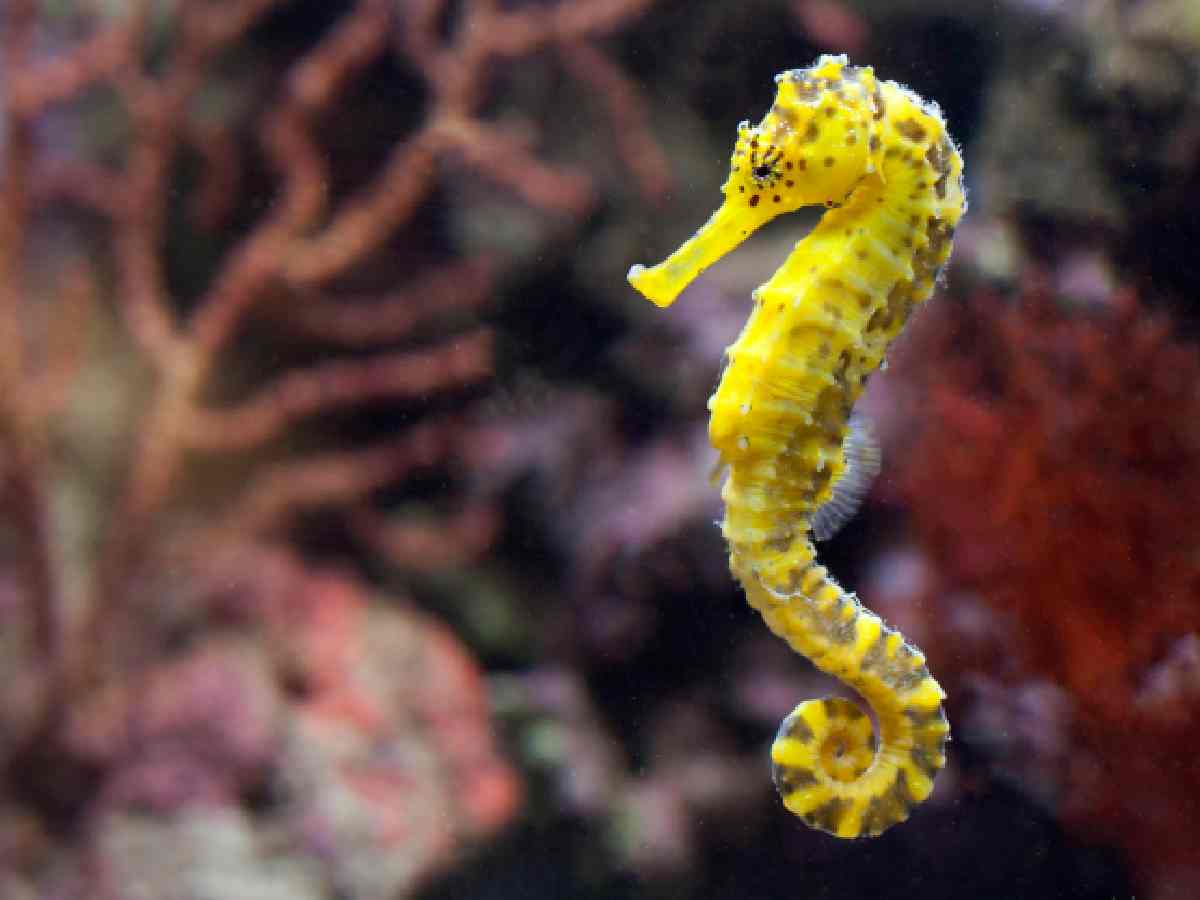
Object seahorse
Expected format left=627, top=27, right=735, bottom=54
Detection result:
left=627, top=55, right=964, bottom=838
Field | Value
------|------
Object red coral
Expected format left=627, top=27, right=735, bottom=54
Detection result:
left=890, top=274, right=1200, bottom=889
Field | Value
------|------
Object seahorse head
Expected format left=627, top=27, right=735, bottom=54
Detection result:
left=628, top=55, right=882, bottom=308
left=729, top=55, right=881, bottom=214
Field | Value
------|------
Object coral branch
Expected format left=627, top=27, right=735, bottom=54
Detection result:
left=33, top=160, right=129, bottom=220
left=186, top=123, right=242, bottom=231
left=279, top=130, right=442, bottom=287
left=559, top=40, right=672, bottom=202
left=484, top=0, right=655, bottom=59
left=10, top=18, right=141, bottom=116
left=32, top=260, right=96, bottom=418
left=349, top=502, right=500, bottom=572
left=0, top=0, right=64, bottom=700
left=285, top=0, right=393, bottom=112
left=113, top=228, right=183, bottom=369
left=439, top=118, right=596, bottom=216
left=183, top=329, right=492, bottom=452
left=282, top=257, right=495, bottom=347
left=214, top=418, right=470, bottom=537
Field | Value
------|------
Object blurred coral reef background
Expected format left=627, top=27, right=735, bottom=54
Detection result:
left=1, top=0, right=1198, bottom=898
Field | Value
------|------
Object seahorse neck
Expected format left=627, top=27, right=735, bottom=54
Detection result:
left=718, top=168, right=937, bottom=576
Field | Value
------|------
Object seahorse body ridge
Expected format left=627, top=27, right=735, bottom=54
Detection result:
left=627, top=54, right=965, bottom=838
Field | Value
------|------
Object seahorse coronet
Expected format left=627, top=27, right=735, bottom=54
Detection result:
left=627, top=54, right=964, bottom=838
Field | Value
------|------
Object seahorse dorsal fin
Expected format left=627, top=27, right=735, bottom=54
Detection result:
left=812, top=412, right=880, bottom=542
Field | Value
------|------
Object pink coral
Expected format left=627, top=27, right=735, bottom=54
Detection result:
left=62, top=545, right=521, bottom=899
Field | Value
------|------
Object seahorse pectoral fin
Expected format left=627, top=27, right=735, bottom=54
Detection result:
left=627, top=198, right=772, bottom=308
left=812, top=412, right=882, bottom=542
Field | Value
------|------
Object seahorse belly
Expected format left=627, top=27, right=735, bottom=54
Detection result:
left=627, top=54, right=964, bottom=837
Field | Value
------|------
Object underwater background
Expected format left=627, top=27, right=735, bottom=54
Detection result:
left=0, top=0, right=1197, bottom=897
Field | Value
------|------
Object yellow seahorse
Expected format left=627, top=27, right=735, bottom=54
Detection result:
left=627, top=54, right=964, bottom=838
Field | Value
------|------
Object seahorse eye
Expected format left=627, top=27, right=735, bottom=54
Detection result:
left=753, top=164, right=774, bottom=181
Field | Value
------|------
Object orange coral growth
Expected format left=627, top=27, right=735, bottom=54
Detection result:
left=0, top=0, right=665, bottom=693
left=0, top=0, right=661, bottom=893
left=892, top=274, right=1200, bottom=884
